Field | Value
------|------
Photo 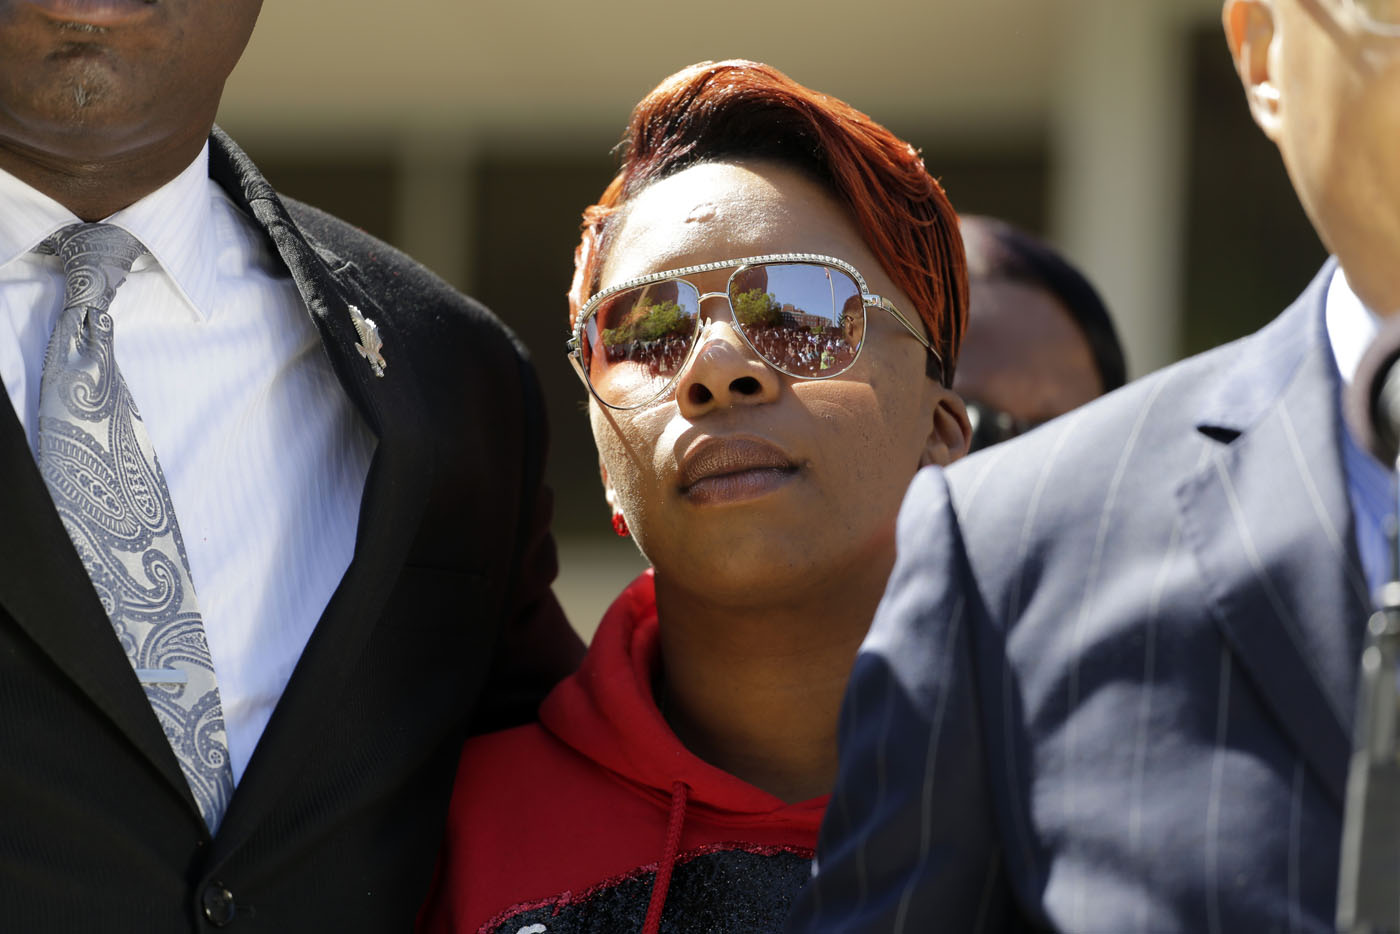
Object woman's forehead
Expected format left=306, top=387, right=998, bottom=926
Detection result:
left=599, top=160, right=868, bottom=289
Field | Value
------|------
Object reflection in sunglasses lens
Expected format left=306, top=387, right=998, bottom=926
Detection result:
left=730, top=264, right=864, bottom=377
left=586, top=281, right=700, bottom=406
left=583, top=262, right=869, bottom=407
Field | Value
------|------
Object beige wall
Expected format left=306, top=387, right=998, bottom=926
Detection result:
left=221, top=0, right=1229, bottom=376
left=224, top=0, right=1060, bottom=140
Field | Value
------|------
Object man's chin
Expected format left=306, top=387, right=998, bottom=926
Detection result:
left=3, top=50, right=123, bottom=118
left=0, top=103, right=175, bottom=179
left=47, top=65, right=116, bottom=124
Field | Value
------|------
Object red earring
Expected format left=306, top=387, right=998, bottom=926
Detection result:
left=611, top=512, right=630, bottom=537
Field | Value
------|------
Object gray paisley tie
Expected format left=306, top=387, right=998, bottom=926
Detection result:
left=35, top=223, right=234, bottom=832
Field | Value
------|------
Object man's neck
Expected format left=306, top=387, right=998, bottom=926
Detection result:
left=0, top=126, right=210, bottom=221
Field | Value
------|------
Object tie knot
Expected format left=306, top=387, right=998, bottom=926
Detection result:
left=39, top=223, right=146, bottom=311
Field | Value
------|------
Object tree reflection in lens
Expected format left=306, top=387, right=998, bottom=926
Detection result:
left=598, top=282, right=698, bottom=380
left=730, top=264, right=862, bottom=376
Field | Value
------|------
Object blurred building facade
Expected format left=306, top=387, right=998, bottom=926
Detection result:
left=217, top=0, right=1326, bottom=633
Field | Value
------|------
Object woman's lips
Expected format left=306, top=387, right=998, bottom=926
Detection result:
left=678, top=437, right=799, bottom=505
left=24, top=0, right=158, bottom=29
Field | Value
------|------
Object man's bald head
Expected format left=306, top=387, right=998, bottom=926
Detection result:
left=1224, top=0, right=1400, bottom=314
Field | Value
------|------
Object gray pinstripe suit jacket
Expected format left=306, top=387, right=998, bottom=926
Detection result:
left=789, top=262, right=1371, bottom=933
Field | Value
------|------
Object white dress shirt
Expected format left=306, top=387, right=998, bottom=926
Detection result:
left=0, top=146, right=374, bottom=783
left=1326, top=265, right=1395, bottom=604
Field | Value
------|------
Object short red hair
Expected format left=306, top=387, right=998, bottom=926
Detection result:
left=568, top=60, right=967, bottom=383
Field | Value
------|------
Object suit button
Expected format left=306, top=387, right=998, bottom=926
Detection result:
left=202, top=883, right=236, bottom=926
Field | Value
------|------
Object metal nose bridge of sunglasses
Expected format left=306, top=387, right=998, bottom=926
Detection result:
left=696, top=289, right=738, bottom=312
left=689, top=289, right=795, bottom=360
left=680, top=290, right=774, bottom=376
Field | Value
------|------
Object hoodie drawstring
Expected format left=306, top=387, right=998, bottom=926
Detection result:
left=642, top=780, right=690, bottom=934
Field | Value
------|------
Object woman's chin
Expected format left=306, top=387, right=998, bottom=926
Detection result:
left=652, top=540, right=834, bottom=603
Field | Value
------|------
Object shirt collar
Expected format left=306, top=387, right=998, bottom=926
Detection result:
left=1329, top=266, right=1399, bottom=599
left=107, top=142, right=218, bottom=321
left=0, top=161, right=81, bottom=266
left=1326, top=264, right=1382, bottom=387
left=0, top=142, right=220, bottom=321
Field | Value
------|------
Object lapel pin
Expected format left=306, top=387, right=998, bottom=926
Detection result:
left=348, top=304, right=387, bottom=378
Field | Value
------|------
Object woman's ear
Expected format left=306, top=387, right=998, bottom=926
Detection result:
left=599, top=457, right=620, bottom=513
left=920, top=389, right=972, bottom=468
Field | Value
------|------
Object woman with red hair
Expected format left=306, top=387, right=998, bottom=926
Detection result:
left=421, top=60, right=970, bottom=933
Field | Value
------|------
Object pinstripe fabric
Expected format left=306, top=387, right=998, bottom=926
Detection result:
left=1063, top=378, right=1162, bottom=930
left=1205, top=647, right=1232, bottom=934
left=891, top=594, right=964, bottom=934
left=0, top=149, right=373, bottom=783
left=1280, top=404, right=1371, bottom=607
left=1290, top=760, right=1307, bottom=933
left=789, top=262, right=1367, bottom=933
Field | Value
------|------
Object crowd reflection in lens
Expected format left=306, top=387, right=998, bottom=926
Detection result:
left=592, top=262, right=869, bottom=396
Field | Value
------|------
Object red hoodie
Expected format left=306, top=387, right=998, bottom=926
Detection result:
left=419, top=569, right=827, bottom=934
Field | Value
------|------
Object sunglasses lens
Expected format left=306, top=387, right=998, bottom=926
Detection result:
left=583, top=281, right=699, bottom=407
left=729, top=263, right=865, bottom=377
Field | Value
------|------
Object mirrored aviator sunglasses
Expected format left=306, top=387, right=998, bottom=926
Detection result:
left=568, top=253, right=938, bottom=411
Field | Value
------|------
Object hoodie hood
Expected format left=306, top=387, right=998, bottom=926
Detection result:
left=538, top=569, right=828, bottom=829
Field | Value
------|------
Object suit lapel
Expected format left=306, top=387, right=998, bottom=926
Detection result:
left=0, top=349, right=201, bottom=818
left=204, top=130, right=434, bottom=850
left=1177, top=261, right=1369, bottom=807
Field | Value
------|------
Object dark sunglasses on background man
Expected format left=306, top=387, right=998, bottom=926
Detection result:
left=965, top=399, right=1045, bottom=453
left=568, top=253, right=945, bottom=410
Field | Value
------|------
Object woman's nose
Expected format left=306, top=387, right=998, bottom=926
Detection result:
left=674, top=317, right=781, bottom=418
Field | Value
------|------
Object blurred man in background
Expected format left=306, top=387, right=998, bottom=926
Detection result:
left=956, top=215, right=1126, bottom=450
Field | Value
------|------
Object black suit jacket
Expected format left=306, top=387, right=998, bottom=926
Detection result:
left=0, top=128, right=583, bottom=931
